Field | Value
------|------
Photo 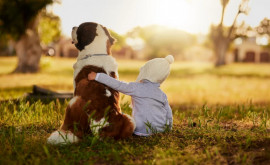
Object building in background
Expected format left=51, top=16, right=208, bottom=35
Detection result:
left=230, top=37, right=270, bottom=63
left=44, top=37, right=78, bottom=58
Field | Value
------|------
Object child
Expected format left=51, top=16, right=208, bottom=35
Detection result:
left=88, top=55, right=174, bottom=136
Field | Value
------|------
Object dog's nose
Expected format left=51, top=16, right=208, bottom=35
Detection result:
left=72, top=27, right=76, bottom=30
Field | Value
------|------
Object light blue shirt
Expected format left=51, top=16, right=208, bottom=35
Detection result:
left=95, top=73, right=173, bottom=136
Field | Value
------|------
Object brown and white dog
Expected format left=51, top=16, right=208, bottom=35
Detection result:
left=47, top=22, right=135, bottom=144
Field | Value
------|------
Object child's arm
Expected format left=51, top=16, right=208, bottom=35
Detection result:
left=88, top=72, right=137, bottom=96
left=165, top=99, right=173, bottom=129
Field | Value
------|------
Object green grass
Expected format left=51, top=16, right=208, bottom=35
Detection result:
left=1, top=57, right=270, bottom=105
left=1, top=56, right=270, bottom=164
left=0, top=99, right=270, bottom=164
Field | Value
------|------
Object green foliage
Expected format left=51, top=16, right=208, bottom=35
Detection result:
left=0, top=33, right=12, bottom=56
left=0, top=0, right=53, bottom=40
left=145, top=121, right=158, bottom=134
left=38, top=10, right=61, bottom=45
left=109, top=30, right=127, bottom=51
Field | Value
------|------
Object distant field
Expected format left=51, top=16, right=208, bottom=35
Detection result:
left=1, top=56, right=270, bottom=105
left=1, top=56, right=270, bottom=164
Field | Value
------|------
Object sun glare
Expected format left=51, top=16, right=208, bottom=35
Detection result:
left=53, top=0, right=270, bottom=35
left=148, top=0, right=210, bottom=34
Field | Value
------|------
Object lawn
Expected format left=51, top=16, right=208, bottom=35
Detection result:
left=0, top=56, right=270, bottom=164
left=1, top=56, right=270, bottom=105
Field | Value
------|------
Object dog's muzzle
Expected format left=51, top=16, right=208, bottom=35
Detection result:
left=71, top=27, right=78, bottom=44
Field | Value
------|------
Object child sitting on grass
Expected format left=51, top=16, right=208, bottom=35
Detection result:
left=88, top=55, right=174, bottom=136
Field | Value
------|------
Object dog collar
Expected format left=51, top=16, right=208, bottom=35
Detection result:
left=79, top=54, right=109, bottom=61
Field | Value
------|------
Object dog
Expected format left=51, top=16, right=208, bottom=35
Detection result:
left=47, top=22, right=135, bottom=144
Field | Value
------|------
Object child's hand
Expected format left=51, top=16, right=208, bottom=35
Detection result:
left=88, top=72, right=97, bottom=80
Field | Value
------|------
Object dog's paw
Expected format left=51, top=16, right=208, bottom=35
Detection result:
left=47, top=130, right=79, bottom=145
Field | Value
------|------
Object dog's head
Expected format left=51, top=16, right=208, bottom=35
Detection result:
left=71, top=22, right=115, bottom=55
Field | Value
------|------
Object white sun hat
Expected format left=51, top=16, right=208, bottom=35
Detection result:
left=136, top=55, right=174, bottom=84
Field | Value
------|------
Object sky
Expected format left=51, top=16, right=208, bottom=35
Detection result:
left=51, top=0, right=270, bottom=36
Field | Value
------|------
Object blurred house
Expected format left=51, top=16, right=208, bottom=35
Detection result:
left=112, top=46, right=145, bottom=60
left=44, top=37, right=78, bottom=58
left=230, top=37, right=270, bottom=63
left=112, top=46, right=136, bottom=59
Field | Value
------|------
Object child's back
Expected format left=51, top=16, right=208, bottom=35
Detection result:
left=89, top=55, right=174, bottom=136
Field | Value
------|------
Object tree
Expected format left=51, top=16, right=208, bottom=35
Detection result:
left=39, top=10, right=61, bottom=45
left=210, top=0, right=249, bottom=66
left=109, top=30, right=127, bottom=52
left=0, top=0, right=54, bottom=73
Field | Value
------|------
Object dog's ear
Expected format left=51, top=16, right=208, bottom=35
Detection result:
left=76, top=22, right=98, bottom=51
left=101, top=26, right=116, bottom=45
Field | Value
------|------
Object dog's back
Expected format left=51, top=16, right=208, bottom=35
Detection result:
left=74, top=65, right=121, bottom=118
left=47, top=22, right=135, bottom=145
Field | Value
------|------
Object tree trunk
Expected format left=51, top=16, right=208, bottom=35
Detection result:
left=214, top=40, right=228, bottom=67
left=14, top=17, right=42, bottom=73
